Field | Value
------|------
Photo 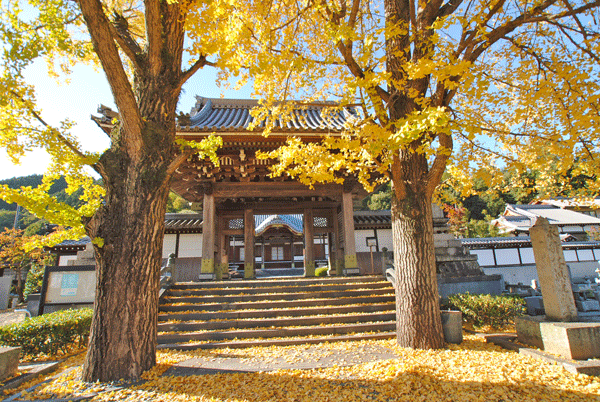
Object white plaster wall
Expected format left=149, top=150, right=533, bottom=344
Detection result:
left=520, top=248, right=535, bottom=264
left=162, top=234, right=177, bottom=258
left=494, top=248, right=520, bottom=265
left=568, top=261, right=600, bottom=281
left=471, top=249, right=495, bottom=266
left=58, top=255, right=77, bottom=266
left=481, top=265, right=538, bottom=286
left=577, top=249, right=595, bottom=261
left=564, top=249, right=578, bottom=262
left=179, top=233, right=202, bottom=258
left=377, top=229, right=394, bottom=251
left=354, top=229, right=375, bottom=252
left=482, top=262, right=600, bottom=286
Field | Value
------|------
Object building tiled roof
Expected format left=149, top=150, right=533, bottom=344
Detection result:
left=164, top=213, right=203, bottom=233
left=505, top=204, right=600, bottom=226
left=353, top=210, right=392, bottom=228
left=58, top=237, right=91, bottom=246
left=179, top=97, right=355, bottom=133
left=461, top=234, right=583, bottom=248
left=532, top=197, right=600, bottom=209
left=255, top=214, right=303, bottom=236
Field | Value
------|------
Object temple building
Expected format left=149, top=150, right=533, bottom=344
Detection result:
left=93, top=97, right=369, bottom=279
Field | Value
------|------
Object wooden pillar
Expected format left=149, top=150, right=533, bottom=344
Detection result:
left=215, top=217, right=226, bottom=281
left=304, top=208, right=315, bottom=277
left=328, top=208, right=342, bottom=276
left=244, top=208, right=255, bottom=279
left=290, top=233, right=295, bottom=268
left=342, top=190, right=359, bottom=275
left=200, top=190, right=216, bottom=280
left=261, top=236, right=266, bottom=269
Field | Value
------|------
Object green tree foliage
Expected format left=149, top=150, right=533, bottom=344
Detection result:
left=0, top=229, right=54, bottom=302
left=166, top=192, right=190, bottom=213
left=0, top=210, right=15, bottom=232
left=362, top=183, right=392, bottom=210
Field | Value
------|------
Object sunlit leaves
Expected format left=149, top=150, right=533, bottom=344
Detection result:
left=9, top=337, right=600, bottom=401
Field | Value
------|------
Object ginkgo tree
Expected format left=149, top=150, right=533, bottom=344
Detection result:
left=0, top=0, right=260, bottom=382
left=234, top=0, right=600, bottom=348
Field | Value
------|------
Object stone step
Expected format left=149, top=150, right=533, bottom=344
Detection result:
left=170, top=275, right=383, bottom=290
left=162, top=288, right=393, bottom=305
left=159, top=295, right=395, bottom=313
left=158, top=312, right=396, bottom=332
left=166, top=281, right=391, bottom=297
left=158, top=302, right=395, bottom=322
left=157, top=321, right=396, bottom=344
left=157, top=332, right=396, bottom=350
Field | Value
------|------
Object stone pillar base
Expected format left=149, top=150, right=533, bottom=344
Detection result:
left=198, top=273, right=215, bottom=281
left=517, top=316, right=600, bottom=360
left=343, top=268, right=360, bottom=276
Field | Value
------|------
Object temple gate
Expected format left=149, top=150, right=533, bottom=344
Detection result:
left=169, top=97, right=365, bottom=279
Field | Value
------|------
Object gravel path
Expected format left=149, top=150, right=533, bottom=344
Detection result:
left=0, top=309, right=28, bottom=326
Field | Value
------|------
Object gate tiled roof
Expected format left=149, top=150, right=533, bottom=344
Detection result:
left=179, top=97, right=355, bottom=133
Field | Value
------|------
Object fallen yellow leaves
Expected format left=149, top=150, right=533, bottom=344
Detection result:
left=7, top=336, right=600, bottom=401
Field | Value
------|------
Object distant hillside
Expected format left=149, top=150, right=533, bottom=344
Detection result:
left=0, top=175, right=71, bottom=211
left=0, top=174, right=85, bottom=233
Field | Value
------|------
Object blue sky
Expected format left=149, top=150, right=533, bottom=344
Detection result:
left=0, top=60, right=253, bottom=180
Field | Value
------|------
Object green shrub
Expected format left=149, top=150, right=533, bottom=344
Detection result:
left=24, top=264, right=45, bottom=298
left=448, top=293, right=525, bottom=329
left=315, top=267, right=329, bottom=277
left=0, top=308, right=93, bottom=358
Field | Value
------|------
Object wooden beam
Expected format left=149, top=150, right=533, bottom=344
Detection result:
left=213, top=182, right=343, bottom=199
left=219, top=200, right=340, bottom=213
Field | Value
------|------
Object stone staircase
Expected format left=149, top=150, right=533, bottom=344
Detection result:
left=157, top=276, right=396, bottom=350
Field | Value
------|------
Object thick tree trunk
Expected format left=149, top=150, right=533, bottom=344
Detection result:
left=81, top=77, right=178, bottom=381
left=390, top=152, right=444, bottom=350
left=82, top=153, right=171, bottom=382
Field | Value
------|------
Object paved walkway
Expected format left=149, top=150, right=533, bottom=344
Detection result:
left=165, top=343, right=399, bottom=376
left=0, top=308, right=28, bottom=327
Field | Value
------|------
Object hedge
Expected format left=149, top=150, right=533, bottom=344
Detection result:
left=315, top=267, right=329, bottom=277
left=447, top=293, right=526, bottom=329
left=0, top=308, right=93, bottom=357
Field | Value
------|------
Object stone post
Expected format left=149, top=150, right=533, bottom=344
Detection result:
left=530, top=217, right=578, bottom=322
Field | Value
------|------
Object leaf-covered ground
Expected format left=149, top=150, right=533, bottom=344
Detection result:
left=8, top=335, right=600, bottom=401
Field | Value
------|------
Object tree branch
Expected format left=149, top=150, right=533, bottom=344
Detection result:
left=469, top=0, right=600, bottom=62
left=178, top=56, right=214, bottom=89
left=426, top=131, right=452, bottom=197
left=166, top=149, right=196, bottom=178
left=436, top=0, right=464, bottom=19
left=108, top=11, right=144, bottom=71
left=77, top=0, right=143, bottom=152
left=9, top=89, right=101, bottom=174
left=144, top=0, right=162, bottom=76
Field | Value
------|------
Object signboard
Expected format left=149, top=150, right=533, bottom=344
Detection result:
left=39, top=266, right=96, bottom=314
left=60, top=273, right=79, bottom=296
left=366, top=237, right=377, bottom=247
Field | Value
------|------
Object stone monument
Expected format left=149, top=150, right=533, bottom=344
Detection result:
left=517, top=217, right=600, bottom=360
left=529, top=217, right=578, bottom=321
